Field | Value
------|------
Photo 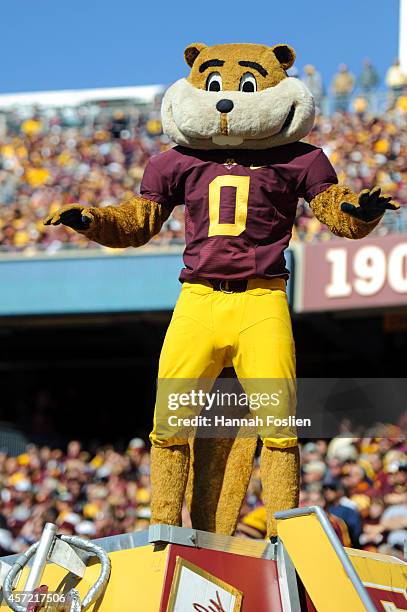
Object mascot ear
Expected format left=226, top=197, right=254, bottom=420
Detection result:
left=270, top=44, right=296, bottom=70
left=184, top=43, right=207, bottom=67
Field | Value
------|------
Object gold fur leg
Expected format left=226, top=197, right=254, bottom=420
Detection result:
left=150, top=445, right=190, bottom=526
left=187, top=438, right=232, bottom=532
left=215, top=437, right=257, bottom=535
left=184, top=442, right=194, bottom=517
left=260, top=445, right=300, bottom=538
left=187, top=437, right=256, bottom=535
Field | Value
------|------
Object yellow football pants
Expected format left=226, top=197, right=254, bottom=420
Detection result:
left=150, top=277, right=297, bottom=449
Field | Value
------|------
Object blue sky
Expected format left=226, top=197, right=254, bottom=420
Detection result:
left=0, top=0, right=400, bottom=93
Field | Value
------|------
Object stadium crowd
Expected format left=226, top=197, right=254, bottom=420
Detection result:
left=0, top=68, right=406, bottom=253
left=0, top=102, right=185, bottom=253
left=0, top=433, right=405, bottom=558
left=296, top=109, right=407, bottom=241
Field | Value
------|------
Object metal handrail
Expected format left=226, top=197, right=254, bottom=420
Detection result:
left=2, top=529, right=111, bottom=611
left=60, top=536, right=111, bottom=609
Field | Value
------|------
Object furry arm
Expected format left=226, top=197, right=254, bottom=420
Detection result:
left=44, top=196, right=172, bottom=248
left=310, top=185, right=399, bottom=240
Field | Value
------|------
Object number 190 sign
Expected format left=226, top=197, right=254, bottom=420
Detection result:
left=302, top=235, right=407, bottom=312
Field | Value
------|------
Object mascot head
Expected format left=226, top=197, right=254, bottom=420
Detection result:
left=162, top=42, right=315, bottom=150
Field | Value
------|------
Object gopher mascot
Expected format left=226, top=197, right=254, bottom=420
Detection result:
left=45, top=42, right=399, bottom=538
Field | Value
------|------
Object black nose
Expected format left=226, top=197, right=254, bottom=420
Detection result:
left=216, top=99, right=234, bottom=113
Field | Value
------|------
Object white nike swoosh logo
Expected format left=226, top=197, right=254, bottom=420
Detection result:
left=249, top=165, right=268, bottom=170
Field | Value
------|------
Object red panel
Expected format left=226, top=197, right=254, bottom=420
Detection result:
left=160, top=544, right=283, bottom=612
left=366, top=587, right=407, bottom=610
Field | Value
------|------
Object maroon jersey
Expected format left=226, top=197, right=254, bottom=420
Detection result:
left=140, top=143, right=337, bottom=281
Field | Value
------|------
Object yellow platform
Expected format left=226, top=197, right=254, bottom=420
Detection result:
left=276, top=506, right=407, bottom=612
left=0, top=511, right=405, bottom=611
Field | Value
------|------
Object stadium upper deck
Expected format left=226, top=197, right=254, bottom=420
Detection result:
left=0, top=85, right=406, bottom=254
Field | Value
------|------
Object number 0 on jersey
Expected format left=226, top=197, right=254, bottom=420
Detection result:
left=208, top=175, right=250, bottom=237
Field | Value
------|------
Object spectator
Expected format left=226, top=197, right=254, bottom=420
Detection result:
left=110, top=111, right=129, bottom=139
left=358, top=59, right=379, bottom=113
left=359, top=497, right=386, bottom=548
left=358, top=59, right=379, bottom=94
left=305, top=489, right=351, bottom=546
left=302, top=64, right=324, bottom=110
left=322, top=481, right=363, bottom=547
left=342, top=463, right=373, bottom=496
left=385, top=59, right=407, bottom=105
left=0, top=514, right=14, bottom=555
left=331, top=64, right=355, bottom=112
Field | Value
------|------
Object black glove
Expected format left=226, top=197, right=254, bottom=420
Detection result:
left=44, top=205, right=94, bottom=230
left=341, top=187, right=399, bottom=222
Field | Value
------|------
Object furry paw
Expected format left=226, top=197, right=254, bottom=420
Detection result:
left=341, top=187, right=399, bottom=222
left=44, top=205, right=94, bottom=230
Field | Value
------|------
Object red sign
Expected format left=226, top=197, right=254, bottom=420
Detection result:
left=301, top=234, right=407, bottom=312
left=160, top=545, right=283, bottom=612
left=366, top=585, right=407, bottom=610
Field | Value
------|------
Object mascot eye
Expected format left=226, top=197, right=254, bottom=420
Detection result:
left=206, top=72, right=222, bottom=91
left=239, top=72, right=257, bottom=92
